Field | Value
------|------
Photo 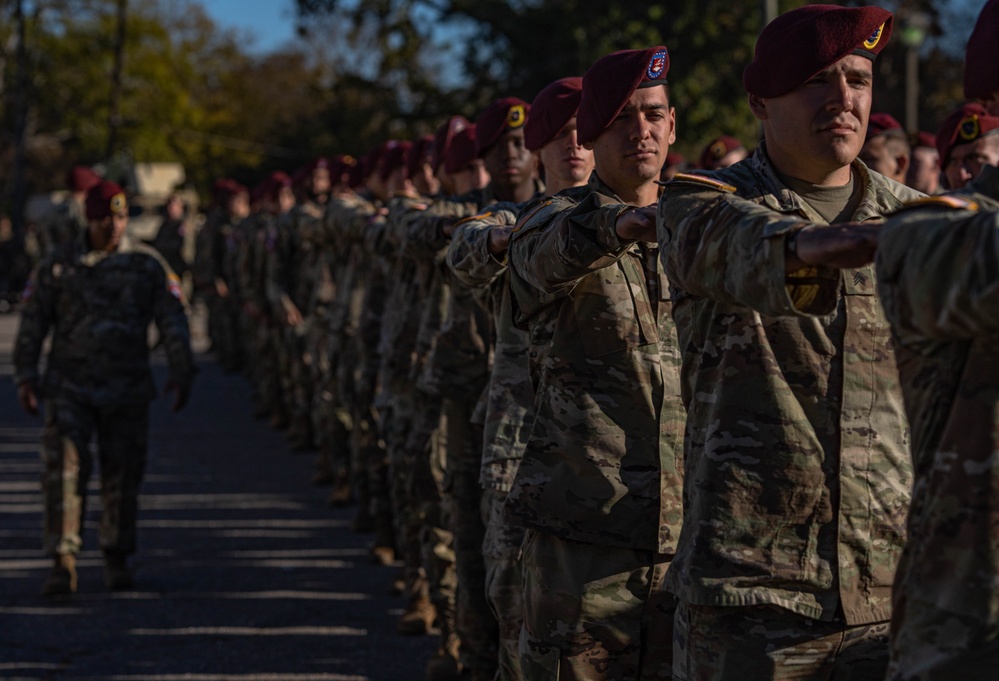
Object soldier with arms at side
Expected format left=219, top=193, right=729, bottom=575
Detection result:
left=14, top=180, right=196, bottom=596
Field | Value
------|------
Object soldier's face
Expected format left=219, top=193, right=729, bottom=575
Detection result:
left=859, top=135, right=906, bottom=182
left=228, top=193, right=250, bottom=220
left=538, top=117, right=594, bottom=193
left=311, top=168, right=331, bottom=196
left=452, top=159, right=490, bottom=195
left=483, top=128, right=537, bottom=191
left=943, top=134, right=999, bottom=189
left=906, top=146, right=940, bottom=194
left=753, top=55, right=872, bottom=184
left=588, top=85, right=675, bottom=196
left=89, top=213, right=128, bottom=252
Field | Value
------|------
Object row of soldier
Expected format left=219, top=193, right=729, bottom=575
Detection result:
left=37, top=2, right=998, bottom=681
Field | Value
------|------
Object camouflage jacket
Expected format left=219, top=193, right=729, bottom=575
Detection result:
left=657, top=145, right=921, bottom=624
left=505, top=173, right=685, bottom=552
left=323, top=192, right=375, bottom=343
left=414, top=187, right=495, bottom=401
left=447, top=206, right=533, bottom=491
left=876, top=164, right=999, bottom=644
left=14, top=232, right=195, bottom=406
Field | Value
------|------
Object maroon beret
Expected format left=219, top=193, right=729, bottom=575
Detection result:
left=475, top=98, right=530, bottom=155
left=432, top=115, right=470, bottom=172
left=965, top=0, right=999, bottom=100
left=866, top=112, right=904, bottom=141
left=407, top=135, right=435, bottom=178
left=665, top=151, right=686, bottom=167
left=213, top=178, right=248, bottom=204
left=379, top=140, right=412, bottom=182
left=912, top=131, right=936, bottom=149
left=578, top=46, right=670, bottom=146
left=444, top=125, right=479, bottom=174
left=744, top=5, right=893, bottom=98
left=67, top=166, right=101, bottom=193
left=85, top=180, right=128, bottom=220
left=698, top=135, right=745, bottom=169
left=525, top=77, right=584, bottom=151
left=253, top=171, right=292, bottom=204
left=329, top=154, right=356, bottom=186
left=936, top=103, right=999, bottom=165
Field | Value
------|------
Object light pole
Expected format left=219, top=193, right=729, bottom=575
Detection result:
left=900, top=12, right=930, bottom=132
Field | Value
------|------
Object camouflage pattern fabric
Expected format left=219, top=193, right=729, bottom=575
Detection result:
left=655, top=145, right=920, bottom=626
left=482, top=486, right=526, bottom=681
left=14, top=233, right=195, bottom=402
left=875, top=167, right=999, bottom=680
left=506, top=173, right=685, bottom=553
left=673, top=602, right=890, bottom=681
left=40, top=398, right=150, bottom=556
left=519, top=530, right=675, bottom=680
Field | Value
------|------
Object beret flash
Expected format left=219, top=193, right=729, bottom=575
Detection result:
left=475, top=97, right=530, bottom=156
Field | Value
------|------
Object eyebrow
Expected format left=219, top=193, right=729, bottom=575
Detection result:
left=620, top=102, right=670, bottom=113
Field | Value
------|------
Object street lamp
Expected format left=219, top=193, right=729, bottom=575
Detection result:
left=900, top=11, right=930, bottom=133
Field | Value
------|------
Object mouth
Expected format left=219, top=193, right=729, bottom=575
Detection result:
left=627, top=149, right=657, bottom=161
left=819, top=121, right=856, bottom=135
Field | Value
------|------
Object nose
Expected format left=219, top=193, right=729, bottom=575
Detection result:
left=629, top=115, right=652, bottom=142
left=825, top=76, right=855, bottom=114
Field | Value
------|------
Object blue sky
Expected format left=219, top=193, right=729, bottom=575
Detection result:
left=200, top=0, right=299, bottom=54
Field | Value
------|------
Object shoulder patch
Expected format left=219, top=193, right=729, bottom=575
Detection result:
left=512, top=197, right=571, bottom=234
left=899, top=195, right=980, bottom=212
left=668, top=172, right=737, bottom=193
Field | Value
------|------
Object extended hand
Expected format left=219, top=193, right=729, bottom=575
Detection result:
left=787, top=223, right=880, bottom=272
left=614, top=206, right=658, bottom=242
left=487, top=224, right=515, bottom=256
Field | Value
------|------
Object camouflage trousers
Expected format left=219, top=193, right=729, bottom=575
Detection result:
left=421, top=416, right=458, bottom=643
left=887, top=597, right=999, bottom=681
left=308, top=319, right=351, bottom=479
left=673, top=602, right=890, bottom=681
left=443, top=397, right=499, bottom=677
left=482, top=486, right=526, bottom=681
left=206, top=293, right=241, bottom=370
left=281, top=323, right=314, bottom=440
left=41, top=397, right=149, bottom=556
left=520, top=530, right=675, bottom=680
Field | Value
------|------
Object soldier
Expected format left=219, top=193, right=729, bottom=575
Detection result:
left=906, top=131, right=940, bottom=195
left=447, top=76, right=593, bottom=681
left=506, top=46, right=683, bottom=680
left=878, top=2, right=999, bottom=677
left=38, top=166, right=101, bottom=259
left=697, top=135, right=747, bottom=171
left=13, top=180, right=195, bottom=595
left=656, top=6, right=920, bottom=679
left=860, top=113, right=910, bottom=184
left=936, top=103, right=999, bottom=191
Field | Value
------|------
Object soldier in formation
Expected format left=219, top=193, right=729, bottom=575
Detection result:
left=23, top=1, right=999, bottom=679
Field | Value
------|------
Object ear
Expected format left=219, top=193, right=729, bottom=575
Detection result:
left=895, top=152, right=910, bottom=177
left=748, top=94, right=768, bottom=121
left=668, top=107, right=678, bottom=146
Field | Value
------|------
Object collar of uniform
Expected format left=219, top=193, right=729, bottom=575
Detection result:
left=748, top=142, right=813, bottom=216
left=588, top=171, right=627, bottom=203
left=79, top=232, right=137, bottom=268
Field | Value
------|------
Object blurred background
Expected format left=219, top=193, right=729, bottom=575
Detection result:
left=0, top=0, right=982, bottom=300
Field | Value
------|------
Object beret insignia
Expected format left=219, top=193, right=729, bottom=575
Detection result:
left=110, top=192, right=127, bottom=214
left=864, top=22, right=885, bottom=50
left=709, top=141, right=727, bottom=159
left=506, top=105, right=526, bottom=129
left=647, top=50, right=668, bottom=80
left=959, top=115, right=981, bottom=141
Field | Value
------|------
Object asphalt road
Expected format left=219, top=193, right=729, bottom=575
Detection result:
left=0, top=310, right=438, bottom=681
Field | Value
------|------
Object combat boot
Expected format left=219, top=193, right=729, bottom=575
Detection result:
left=397, top=596, right=437, bottom=636
left=41, top=554, right=77, bottom=596
left=103, top=552, right=134, bottom=590
left=425, top=636, right=462, bottom=681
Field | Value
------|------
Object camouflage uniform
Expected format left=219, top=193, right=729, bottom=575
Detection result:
left=876, top=165, right=999, bottom=681
left=14, top=232, right=195, bottom=558
left=507, top=174, right=684, bottom=680
left=193, top=208, right=242, bottom=372
left=656, top=146, right=920, bottom=680
left=447, top=206, right=533, bottom=681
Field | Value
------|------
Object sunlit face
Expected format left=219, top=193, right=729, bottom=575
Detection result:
left=89, top=212, right=128, bottom=252
left=228, top=192, right=250, bottom=220
left=587, top=85, right=675, bottom=196
left=708, top=148, right=748, bottom=170
left=943, top=133, right=999, bottom=189
left=859, top=135, right=904, bottom=181
left=752, top=55, right=873, bottom=183
left=482, top=128, right=537, bottom=192
left=277, top=186, right=296, bottom=214
left=906, top=146, right=940, bottom=194
left=537, top=117, right=594, bottom=192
